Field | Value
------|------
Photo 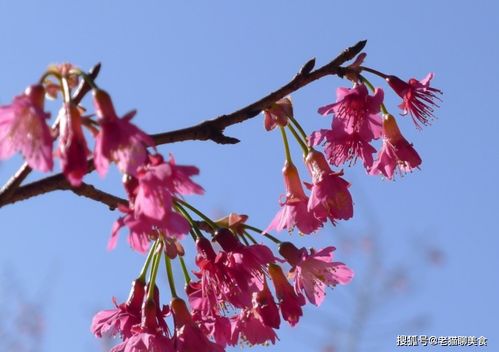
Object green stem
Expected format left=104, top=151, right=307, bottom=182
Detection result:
left=175, top=198, right=218, bottom=230
left=359, top=66, right=389, bottom=79
left=243, top=230, right=258, bottom=245
left=244, top=224, right=281, bottom=244
left=280, top=127, right=292, bottom=163
left=164, top=254, right=178, bottom=298
left=147, top=245, right=162, bottom=301
left=288, top=115, right=308, bottom=142
left=287, top=124, right=309, bottom=156
left=69, top=68, right=99, bottom=89
left=138, top=239, right=159, bottom=282
left=360, top=75, right=388, bottom=115
left=178, top=256, right=191, bottom=284
left=39, top=70, right=62, bottom=85
left=239, top=230, right=250, bottom=245
left=174, top=203, right=204, bottom=239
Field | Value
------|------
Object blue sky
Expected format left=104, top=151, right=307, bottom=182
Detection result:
left=0, top=1, right=498, bottom=351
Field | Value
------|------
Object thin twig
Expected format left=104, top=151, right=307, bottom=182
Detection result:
left=0, top=41, right=366, bottom=209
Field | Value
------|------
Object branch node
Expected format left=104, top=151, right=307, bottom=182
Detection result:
left=298, top=57, right=316, bottom=76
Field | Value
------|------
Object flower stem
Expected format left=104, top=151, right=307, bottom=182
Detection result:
left=280, top=127, right=292, bottom=163
left=147, top=243, right=162, bottom=301
left=239, top=231, right=250, bottom=245
left=287, top=124, right=309, bottom=156
left=138, top=239, right=159, bottom=282
left=359, top=66, right=389, bottom=79
left=360, top=75, right=388, bottom=115
left=69, top=68, right=99, bottom=90
left=174, top=203, right=204, bottom=239
left=288, top=115, right=308, bottom=142
left=39, top=70, right=62, bottom=85
left=244, top=224, right=281, bottom=244
left=178, top=256, right=191, bottom=284
left=243, top=230, right=258, bottom=245
left=175, top=198, right=218, bottom=230
left=164, top=254, right=178, bottom=298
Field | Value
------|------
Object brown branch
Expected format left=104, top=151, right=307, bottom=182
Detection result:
left=0, top=63, right=102, bottom=203
left=151, top=40, right=365, bottom=145
left=69, top=182, right=127, bottom=210
left=0, top=40, right=366, bottom=209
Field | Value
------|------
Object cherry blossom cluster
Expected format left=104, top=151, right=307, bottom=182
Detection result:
left=0, top=48, right=441, bottom=351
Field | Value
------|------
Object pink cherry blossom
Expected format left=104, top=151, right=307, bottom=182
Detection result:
left=110, top=331, right=173, bottom=352
left=57, top=103, right=90, bottom=186
left=318, top=83, right=383, bottom=139
left=386, top=73, right=442, bottom=128
left=110, top=299, right=173, bottom=352
left=166, top=154, right=204, bottom=196
left=0, top=85, right=53, bottom=172
left=268, top=263, right=306, bottom=327
left=93, top=89, right=153, bottom=177
left=91, top=279, right=145, bottom=339
left=304, top=150, right=353, bottom=224
left=109, top=204, right=189, bottom=253
left=263, top=96, right=292, bottom=131
left=369, top=114, right=422, bottom=180
left=309, top=116, right=379, bottom=169
left=266, top=162, right=323, bottom=234
left=192, top=312, right=232, bottom=347
left=170, top=298, right=225, bottom=352
left=279, top=242, right=353, bottom=306
left=229, top=282, right=281, bottom=345
left=230, top=306, right=279, bottom=346
left=251, top=280, right=280, bottom=329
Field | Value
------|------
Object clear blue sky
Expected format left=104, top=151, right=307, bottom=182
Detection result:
left=0, top=1, right=498, bottom=351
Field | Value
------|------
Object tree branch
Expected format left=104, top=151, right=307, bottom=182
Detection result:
left=69, top=182, right=127, bottom=210
left=0, top=40, right=366, bottom=209
left=151, top=40, right=365, bottom=145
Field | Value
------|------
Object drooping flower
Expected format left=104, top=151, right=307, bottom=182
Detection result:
left=110, top=299, right=173, bottom=352
left=369, top=114, right=422, bottom=180
left=110, top=332, right=173, bottom=352
left=266, top=161, right=323, bottom=234
left=93, top=89, right=153, bottom=177
left=279, top=242, right=353, bottom=306
left=318, top=83, right=383, bottom=139
left=0, top=85, right=53, bottom=172
left=313, top=83, right=383, bottom=170
left=187, top=230, right=277, bottom=322
left=110, top=205, right=189, bottom=253
left=309, top=125, right=377, bottom=169
left=228, top=282, right=281, bottom=346
left=268, top=263, right=306, bottom=326
left=57, top=102, right=89, bottom=186
left=91, top=279, right=145, bottom=339
left=304, top=150, right=353, bottom=224
left=213, top=229, right=277, bottom=305
left=263, top=96, right=292, bottom=131
left=386, top=73, right=442, bottom=128
left=165, top=154, right=204, bottom=196
left=109, top=155, right=202, bottom=252
left=170, top=297, right=225, bottom=352
left=251, top=280, right=280, bottom=329
left=230, top=299, right=279, bottom=346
